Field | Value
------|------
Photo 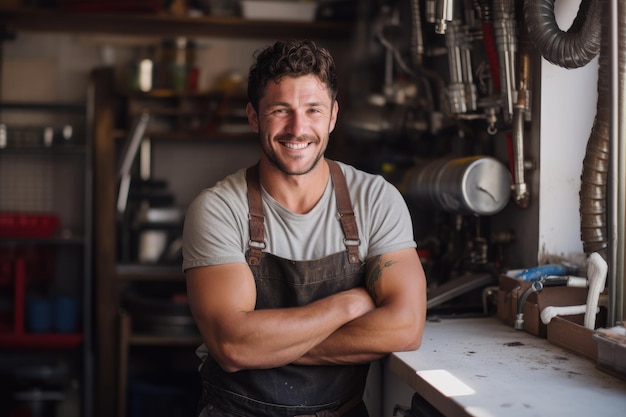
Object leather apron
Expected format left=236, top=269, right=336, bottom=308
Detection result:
left=198, top=160, right=370, bottom=417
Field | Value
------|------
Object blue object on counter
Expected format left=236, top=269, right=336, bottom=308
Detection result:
left=515, top=264, right=573, bottom=282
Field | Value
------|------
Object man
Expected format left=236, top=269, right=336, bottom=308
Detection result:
left=183, top=39, right=426, bottom=417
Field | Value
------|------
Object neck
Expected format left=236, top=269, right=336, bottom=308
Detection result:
left=259, top=158, right=330, bottom=214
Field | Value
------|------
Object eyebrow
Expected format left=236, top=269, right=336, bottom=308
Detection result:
left=265, top=100, right=328, bottom=109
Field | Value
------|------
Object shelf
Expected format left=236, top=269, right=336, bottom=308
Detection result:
left=0, top=145, right=87, bottom=154
left=128, top=333, right=202, bottom=346
left=0, top=332, right=83, bottom=349
left=0, top=8, right=355, bottom=40
left=0, top=235, right=88, bottom=246
left=116, top=263, right=184, bottom=281
left=122, top=89, right=221, bottom=99
left=114, top=128, right=255, bottom=141
left=145, top=131, right=255, bottom=141
left=0, top=101, right=86, bottom=112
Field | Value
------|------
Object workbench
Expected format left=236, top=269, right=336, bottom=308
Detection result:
left=386, top=317, right=626, bottom=417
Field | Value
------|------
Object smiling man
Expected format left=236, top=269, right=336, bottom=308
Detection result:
left=182, top=39, right=427, bottom=417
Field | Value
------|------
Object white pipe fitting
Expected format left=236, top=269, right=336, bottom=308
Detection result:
left=539, top=252, right=607, bottom=329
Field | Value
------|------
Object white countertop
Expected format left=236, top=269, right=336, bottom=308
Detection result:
left=387, top=317, right=626, bottom=417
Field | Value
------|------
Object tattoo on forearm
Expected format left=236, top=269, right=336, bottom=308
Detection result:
left=366, top=255, right=398, bottom=302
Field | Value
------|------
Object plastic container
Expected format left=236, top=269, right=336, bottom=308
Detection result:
left=593, top=326, right=626, bottom=379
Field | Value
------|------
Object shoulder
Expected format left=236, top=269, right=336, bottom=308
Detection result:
left=185, top=168, right=249, bottom=225
left=191, top=169, right=247, bottom=207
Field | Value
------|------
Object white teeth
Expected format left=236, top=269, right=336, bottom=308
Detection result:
left=284, top=142, right=308, bottom=150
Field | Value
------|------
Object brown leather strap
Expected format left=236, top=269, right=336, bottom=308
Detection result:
left=246, top=163, right=265, bottom=266
left=327, top=160, right=360, bottom=264
left=246, top=160, right=360, bottom=265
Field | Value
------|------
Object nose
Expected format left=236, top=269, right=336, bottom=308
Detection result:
left=285, top=110, right=307, bottom=137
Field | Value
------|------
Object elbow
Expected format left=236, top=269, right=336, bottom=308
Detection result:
left=199, top=323, right=252, bottom=373
left=210, top=342, right=248, bottom=373
left=216, top=360, right=242, bottom=374
left=398, top=326, right=424, bottom=351
left=405, top=332, right=424, bottom=351
left=394, top=311, right=425, bottom=351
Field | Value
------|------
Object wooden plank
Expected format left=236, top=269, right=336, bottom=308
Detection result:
left=0, top=8, right=353, bottom=40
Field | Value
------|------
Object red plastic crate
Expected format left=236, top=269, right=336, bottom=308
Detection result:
left=0, top=212, right=60, bottom=238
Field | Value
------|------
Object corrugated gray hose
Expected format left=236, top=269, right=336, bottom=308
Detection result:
left=579, top=2, right=610, bottom=257
left=523, top=0, right=602, bottom=69
left=525, top=0, right=608, bottom=257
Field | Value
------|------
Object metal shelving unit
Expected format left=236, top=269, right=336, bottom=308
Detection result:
left=0, top=100, right=93, bottom=417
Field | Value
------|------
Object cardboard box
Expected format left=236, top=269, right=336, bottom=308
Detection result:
left=497, top=274, right=589, bottom=338
left=548, top=316, right=597, bottom=360
left=497, top=274, right=530, bottom=326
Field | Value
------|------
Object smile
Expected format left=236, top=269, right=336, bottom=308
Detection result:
left=283, top=142, right=310, bottom=150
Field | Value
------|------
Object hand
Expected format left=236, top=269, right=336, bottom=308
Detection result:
left=341, top=287, right=376, bottom=320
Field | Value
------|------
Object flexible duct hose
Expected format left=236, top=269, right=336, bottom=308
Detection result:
left=580, top=1, right=610, bottom=257
left=523, top=0, right=602, bottom=69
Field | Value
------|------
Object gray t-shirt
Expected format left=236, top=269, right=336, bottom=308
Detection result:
left=182, top=161, right=416, bottom=271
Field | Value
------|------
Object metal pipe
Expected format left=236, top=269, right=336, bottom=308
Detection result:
left=435, top=0, right=455, bottom=34
left=410, top=0, right=424, bottom=66
left=442, top=11, right=478, bottom=114
left=515, top=280, right=543, bottom=330
left=510, top=27, right=533, bottom=208
left=492, top=0, right=517, bottom=123
left=609, top=0, right=626, bottom=324
left=511, top=103, right=529, bottom=207
left=477, top=0, right=501, bottom=93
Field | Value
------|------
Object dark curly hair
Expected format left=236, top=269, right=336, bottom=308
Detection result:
left=247, top=39, right=338, bottom=111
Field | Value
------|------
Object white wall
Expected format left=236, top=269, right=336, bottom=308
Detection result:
left=1, top=32, right=268, bottom=102
left=538, top=0, right=598, bottom=265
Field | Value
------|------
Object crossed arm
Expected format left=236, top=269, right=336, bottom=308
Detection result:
left=185, top=247, right=427, bottom=372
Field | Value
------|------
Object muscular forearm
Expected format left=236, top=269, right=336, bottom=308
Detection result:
left=202, top=287, right=375, bottom=372
left=294, top=300, right=424, bottom=366
left=295, top=248, right=428, bottom=366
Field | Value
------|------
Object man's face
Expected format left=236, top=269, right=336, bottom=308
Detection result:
left=246, top=74, right=338, bottom=176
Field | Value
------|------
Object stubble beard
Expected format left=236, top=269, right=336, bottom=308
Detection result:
left=261, top=134, right=327, bottom=176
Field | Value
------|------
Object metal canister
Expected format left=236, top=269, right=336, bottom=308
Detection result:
left=404, top=155, right=512, bottom=215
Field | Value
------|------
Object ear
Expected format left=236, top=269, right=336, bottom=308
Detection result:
left=329, top=100, right=339, bottom=133
left=246, top=102, right=259, bottom=133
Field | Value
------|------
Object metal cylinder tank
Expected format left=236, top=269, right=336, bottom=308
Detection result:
left=404, top=156, right=512, bottom=215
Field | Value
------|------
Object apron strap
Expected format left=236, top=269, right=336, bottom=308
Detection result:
left=246, top=163, right=265, bottom=266
left=327, top=160, right=360, bottom=264
left=245, top=159, right=361, bottom=266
